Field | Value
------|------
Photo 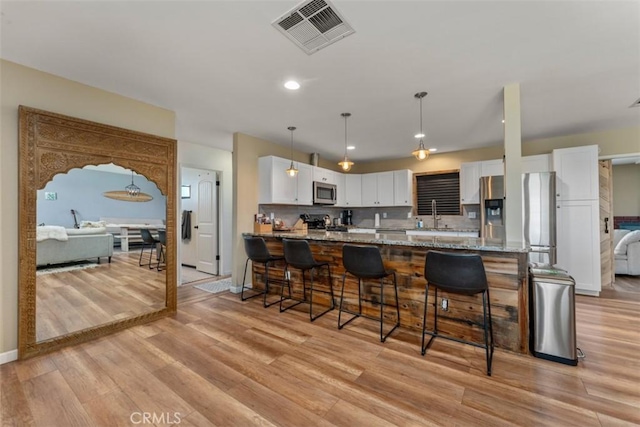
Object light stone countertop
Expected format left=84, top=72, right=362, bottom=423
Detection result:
left=247, top=230, right=528, bottom=253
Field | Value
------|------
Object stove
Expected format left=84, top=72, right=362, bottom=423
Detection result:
left=325, top=225, right=348, bottom=232
left=300, top=214, right=327, bottom=230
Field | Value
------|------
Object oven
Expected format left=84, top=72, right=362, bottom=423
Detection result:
left=313, top=181, right=337, bottom=205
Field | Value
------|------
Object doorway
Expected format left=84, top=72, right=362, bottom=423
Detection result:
left=600, top=154, right=640, bottom=299
left=180, top=166, right=220, bottom=285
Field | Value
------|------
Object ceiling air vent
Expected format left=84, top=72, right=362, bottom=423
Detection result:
left=272, top=0, right=355, bottom=55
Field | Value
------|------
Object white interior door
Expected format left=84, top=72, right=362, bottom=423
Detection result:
left=196, top=177, right=218, bottom=274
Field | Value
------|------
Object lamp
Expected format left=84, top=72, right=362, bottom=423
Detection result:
left=125, top=171, right=141, bottom=196
left=285, top=126, right=298, bottom=177
left=412, top=91, right=430, bottom=161
left=338, top=112, right=354, bottom=172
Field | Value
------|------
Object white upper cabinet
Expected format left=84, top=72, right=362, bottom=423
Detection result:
left=552, top=145, right=599, bottom=201
left=480, top=159, right=504, bottom=177
left=393, top=169, right=414, bottom=206
left=343, top=174, right=362, bottom=207
left=460, top=161, right=481, bottom=204
left=522, top=154, right=551, bottom=173
left=312, top=167, right=336, bottom=185
left=335, top=173, right=346, bottom=206
left=258, top=156, right=312, bottom=205
left=362, top=171, right=395, bottom=206
left=296, top=163, right=313, bottom=205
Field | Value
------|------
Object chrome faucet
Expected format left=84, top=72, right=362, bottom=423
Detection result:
left=432, top=199, right=440, bottom=229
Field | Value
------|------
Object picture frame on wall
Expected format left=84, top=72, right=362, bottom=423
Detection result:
left=181, top=185, right=191, bottom=199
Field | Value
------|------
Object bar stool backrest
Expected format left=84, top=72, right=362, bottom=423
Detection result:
left=425, top=251, right=487, bottom=296
left=140, top=228, right=157, bottom=244
left=244, top=236, right=272, bottom=263
left=282, top=239, right=316, bottom=269
left=343, top=244, right=388, bottom=279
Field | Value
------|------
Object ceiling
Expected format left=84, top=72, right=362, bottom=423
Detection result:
left=1, top=1, right=639, bottom=163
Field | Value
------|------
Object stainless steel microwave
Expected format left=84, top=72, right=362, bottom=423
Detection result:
left=313, top=181, right=337, bottom=205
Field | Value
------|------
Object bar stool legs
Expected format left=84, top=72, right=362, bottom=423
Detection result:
left=280, top=263, right=335, bottom=322
left=338, top=272, right=400, bottom=342
left=240, top=257, right=285, bottom=308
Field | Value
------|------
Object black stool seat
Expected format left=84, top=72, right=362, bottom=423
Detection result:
left=421, top=250, right=495, bottom=376
left=241, top=236, right=286, bottom=308
left=280, top=239, right=335, bottom=321
left=338, top=244, right=400, bottom=342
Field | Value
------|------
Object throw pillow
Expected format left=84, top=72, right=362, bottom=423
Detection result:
left=614, top=230, right=640, bottom=256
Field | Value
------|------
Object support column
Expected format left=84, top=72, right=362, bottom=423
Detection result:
left=503, top=83, right=523, bottom=245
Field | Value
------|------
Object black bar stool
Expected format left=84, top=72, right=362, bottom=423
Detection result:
left=280, top=239, right=335, bottom=321
left=421, top=250, right=495, bottom=376
left=338, top=244, right=400, bottom=342
left=139, top=228, right=160, bottom=267
left=241, top=236, right=285, bottom=308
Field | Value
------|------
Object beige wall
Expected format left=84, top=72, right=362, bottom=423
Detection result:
left=355, top=126, right=640, bottom=174
left=0, top=60, right=175, bottom=354
left=612, top=163, right=640, bottom=216
left=232, top=132, right=313, bottom=286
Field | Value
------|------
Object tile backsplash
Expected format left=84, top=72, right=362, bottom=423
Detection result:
left=258, top=204, right=480, bottom=230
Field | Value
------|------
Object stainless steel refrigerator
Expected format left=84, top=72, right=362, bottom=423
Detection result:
left=523, top=172, right=557, bottom=265
left=480, top=175, right=505, bottom=241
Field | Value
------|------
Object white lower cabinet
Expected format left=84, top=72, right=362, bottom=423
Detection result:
left=555, top=199, right=601, bottom=295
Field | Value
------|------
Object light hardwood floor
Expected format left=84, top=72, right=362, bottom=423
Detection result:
left=2, top=281, right=639, bottom=426
left=36, top=250, right=166, bottom=341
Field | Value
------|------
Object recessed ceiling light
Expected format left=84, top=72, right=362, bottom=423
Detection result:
left=428, top=148, right=437, bottom=152
left=501, top=119, right=505, bottom=123
left=347, top=146, right=355, bottom=150
left=414, top=133, right=425, bottom=139
left=284, top=80, right=300, bottom=90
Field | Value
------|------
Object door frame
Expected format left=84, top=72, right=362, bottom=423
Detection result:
left=178, top=164, right=222, bottom=284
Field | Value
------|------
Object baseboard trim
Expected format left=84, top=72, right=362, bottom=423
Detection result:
left=0, top=349, right=18, bottom=365
left=229, top=284, right=243, bottom=294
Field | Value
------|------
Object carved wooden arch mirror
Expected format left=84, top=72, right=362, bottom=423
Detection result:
left=18, top=106, right=177, bottom=359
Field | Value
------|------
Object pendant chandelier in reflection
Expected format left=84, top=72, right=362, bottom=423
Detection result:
left=412, top=91, right=430, bottom=161
left=338, top=112, right=354, bottom=172
left=285, top=126, right=299, bottom=177
left=125, top=171, right=141, bottom=196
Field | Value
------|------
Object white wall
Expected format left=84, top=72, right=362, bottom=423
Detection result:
left=178, top=141, right=233, bottom=275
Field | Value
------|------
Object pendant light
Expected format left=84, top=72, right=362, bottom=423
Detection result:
left=285, top=126, right=299, bottom=177
left=338, top=112, right=354, bottom=172
left=125, top=171, right=141, bottom=196
left=412, top=91, right=430, bottom=161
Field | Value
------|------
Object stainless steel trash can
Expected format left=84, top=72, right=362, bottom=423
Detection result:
left=529, top=264, right=579, bottom=365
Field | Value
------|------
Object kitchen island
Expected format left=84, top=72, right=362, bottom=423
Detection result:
left=245, top=230, right=530, bottom=354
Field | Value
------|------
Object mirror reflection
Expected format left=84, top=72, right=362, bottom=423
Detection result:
left=35, top=164, right=167, bottom=342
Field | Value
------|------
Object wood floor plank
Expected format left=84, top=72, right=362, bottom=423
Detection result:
left=21, top=370, right=94, bottom=426
left=0, top=363, right=35, bottom=426
left=152, top=361, right=277, bottom=427
left=4, top=278, right=640, bottom=426
left=80, top=389, right=141, bottom=427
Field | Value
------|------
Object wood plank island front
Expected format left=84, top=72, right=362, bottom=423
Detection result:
left=245, top=231, right=530, bottom=354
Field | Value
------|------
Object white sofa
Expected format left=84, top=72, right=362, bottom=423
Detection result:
left=614, top=229, right=640, bottom=276
left=37, top=228, right=114, bottom=266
